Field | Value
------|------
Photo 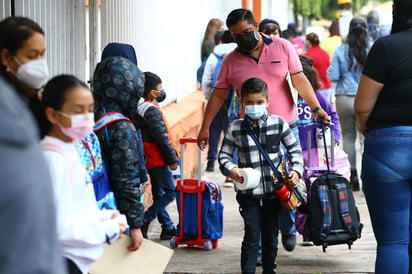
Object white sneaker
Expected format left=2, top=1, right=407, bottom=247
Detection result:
left=302, top=241, right=314, bottom=246
left=223, top=177, right=234, bottom=188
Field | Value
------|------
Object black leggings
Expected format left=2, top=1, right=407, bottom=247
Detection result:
left=65, top=258, right=82, bottom=274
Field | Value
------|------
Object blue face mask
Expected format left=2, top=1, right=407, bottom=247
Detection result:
left=154, top=89, right=166, bottom=103
left=244, top=104, right=267, bottom=120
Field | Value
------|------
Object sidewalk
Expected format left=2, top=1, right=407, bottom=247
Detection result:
left=146, top=166, right=376, bottom=274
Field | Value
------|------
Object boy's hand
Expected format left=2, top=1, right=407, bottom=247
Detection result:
left=169, top=162, right=178, bottom=170
left=229, top=167, right=243, bottom=183
left=287, top=170, right=300, bottom=189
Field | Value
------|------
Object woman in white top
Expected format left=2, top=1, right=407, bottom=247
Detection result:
left=38, top=74, right=127, bottom=274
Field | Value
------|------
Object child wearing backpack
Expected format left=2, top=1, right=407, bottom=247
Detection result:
left=202, top=30, right=237, bottom=183
left=218, top=77, right=304, bottom=274
left=138, top=71, right=179, bottom=240
left=38, top=75, right=127, bottom=274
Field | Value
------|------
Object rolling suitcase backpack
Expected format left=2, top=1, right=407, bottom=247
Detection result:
left=170, top=137, right=224, bottom=250
left=305, top=122, right=363, bottom=252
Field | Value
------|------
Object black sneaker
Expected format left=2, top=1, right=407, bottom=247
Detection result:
left=141, top=222, right=149, bottom=239
left=160, top=227, right=176, bottom=240
left=281, top=234, right=296, bottom=252
left=206, top=161, right=215, bottom=172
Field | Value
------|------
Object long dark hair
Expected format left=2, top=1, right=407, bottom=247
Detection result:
left=346, top=16, right=369, bottom=71
left=0, top=16, right=44, bottom=72
left=299, top=55, right=321, bottom=91
left=38, top=75, right=88, bottom=138
left=391, top=0, right=412, bottom=34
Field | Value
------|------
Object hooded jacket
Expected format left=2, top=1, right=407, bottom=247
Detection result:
left=0, top=77, right=66, bottom=274
left=93, top=56, right=145, bottom=229
left=201, top=42, right=237, bottom=99
left=100, top=42, right=148, bottom=184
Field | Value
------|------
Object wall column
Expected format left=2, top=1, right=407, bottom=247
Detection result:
left=242, top=0, right=261, bottom=22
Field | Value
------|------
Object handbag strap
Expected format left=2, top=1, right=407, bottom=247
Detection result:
left=243, top=120, right=284, bottom=183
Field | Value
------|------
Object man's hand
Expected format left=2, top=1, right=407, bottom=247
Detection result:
left=197, top=127, right=209, bottom=150
left=127, top=228, right=144, bottom=251
left=314, top=108, right=330, bottom=124
left=197, top=87, right=230, bottom=150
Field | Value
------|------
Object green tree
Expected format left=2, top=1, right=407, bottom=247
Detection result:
left=293, top=0, right=324, bottom=20
left=293, top=0, right=387, bottom=21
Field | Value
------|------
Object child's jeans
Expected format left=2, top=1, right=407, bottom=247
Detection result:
left=144, top=165, right=176, bottom=226
left=236, top=193, right=281, bottom=274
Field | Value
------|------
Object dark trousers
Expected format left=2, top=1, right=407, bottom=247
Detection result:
left=236, top=193, right=281, bottom=274
left=66, top=258, right=82, bottom=274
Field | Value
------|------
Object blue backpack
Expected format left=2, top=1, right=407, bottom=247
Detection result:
left=77, top=132, right=116, bottom=210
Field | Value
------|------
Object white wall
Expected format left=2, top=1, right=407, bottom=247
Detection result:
left=135, top=0, right=241, bottom=103
left=262, top=0, right=291, bottom=31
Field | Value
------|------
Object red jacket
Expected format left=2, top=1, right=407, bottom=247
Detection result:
left=305, top=45, right=332, bottom=90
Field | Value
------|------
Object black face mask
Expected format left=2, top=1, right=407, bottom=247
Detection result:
left=234, top=30, right=259, bottom=52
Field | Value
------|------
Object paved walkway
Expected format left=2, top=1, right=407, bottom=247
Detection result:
left=146, top=166, right=376, bottom=274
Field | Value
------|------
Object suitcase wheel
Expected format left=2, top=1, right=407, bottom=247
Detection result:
left=203, top=240, right=213, bottom=251
left=170, top=237, right=178, bottom=249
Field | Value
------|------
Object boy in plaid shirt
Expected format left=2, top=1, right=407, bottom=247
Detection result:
left=218, top=77, right=304, bottom=274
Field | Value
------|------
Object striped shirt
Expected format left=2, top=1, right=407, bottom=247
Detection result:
left=218, top=113, right=304, bottom=199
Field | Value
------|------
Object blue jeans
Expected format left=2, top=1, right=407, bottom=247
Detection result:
left=236, top=193, right=280, bottom=274
left=207, top=100, right=230, bottom=162
left=144, top=166, right=176, bottom=227
left=278, top=123, right=300, bottom=236
left=362, top=126, right=412, bottom=274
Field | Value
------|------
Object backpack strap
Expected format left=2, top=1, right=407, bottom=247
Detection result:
left=318, top=184, right=332, bottom=234
left=94, top=112, right=132, bottom=132
left=335, top=182, right=360, bottom=237
left=80, top=139, right=96, bottom=169
left=211, top=53, right=223, bottom=89
left=41, top=143, right=73, bottom=183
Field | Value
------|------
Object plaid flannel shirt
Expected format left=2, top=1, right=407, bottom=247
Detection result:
left=218, top=113, right=304, bottom=199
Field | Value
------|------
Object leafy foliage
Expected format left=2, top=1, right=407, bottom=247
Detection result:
left=292, top=0, right=389, bottom=20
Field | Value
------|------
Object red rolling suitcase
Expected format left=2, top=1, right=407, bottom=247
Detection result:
left=170, top=137, right=223, bottom=250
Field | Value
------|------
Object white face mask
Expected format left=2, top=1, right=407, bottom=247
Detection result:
left=11, top=56, right=49, bottom=89
left=244, top=104, right=267, bottom=120
left=57, top=112, right=95, bottom=140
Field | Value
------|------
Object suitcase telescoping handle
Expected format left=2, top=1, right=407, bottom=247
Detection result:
left=179, top=137, right=202, bottom=187
left=305, top=121, right=335, bottom=169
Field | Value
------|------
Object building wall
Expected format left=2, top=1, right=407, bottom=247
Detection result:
left=1, top=0, right=294, bottom=103
left=11, top=0, right=87, bottom=79
left=0, top=0, right=11, bottom=17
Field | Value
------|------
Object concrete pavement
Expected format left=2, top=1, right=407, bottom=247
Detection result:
left=145, top=165, right=376, bottom=274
